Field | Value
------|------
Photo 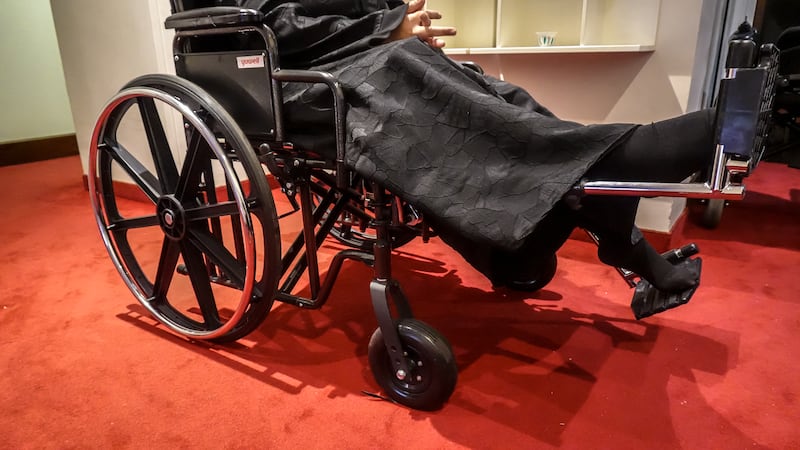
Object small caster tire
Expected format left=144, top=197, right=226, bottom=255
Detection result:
left=367, top=319, right=457, bottom=411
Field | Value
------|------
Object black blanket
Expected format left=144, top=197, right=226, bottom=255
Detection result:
left=260, top=1, right=636, bottom=256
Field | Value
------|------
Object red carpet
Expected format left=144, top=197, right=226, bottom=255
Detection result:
left=1, top=156, right=798, bottom=449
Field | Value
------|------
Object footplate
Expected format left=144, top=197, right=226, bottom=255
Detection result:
left=630, top=258, right=702, bottom=320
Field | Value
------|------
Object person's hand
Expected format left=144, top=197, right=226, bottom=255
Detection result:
left=386, top=0, right=457, bottom=48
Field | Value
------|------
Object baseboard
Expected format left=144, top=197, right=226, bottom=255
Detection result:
left=0, top=134, right=79, bottom=167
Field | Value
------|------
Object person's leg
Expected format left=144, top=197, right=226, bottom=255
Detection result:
left=572, top=194, right=698, bottom=292
left=571, top=109, right=715, bottom=292
left=585, top=109, right=715, bottom=182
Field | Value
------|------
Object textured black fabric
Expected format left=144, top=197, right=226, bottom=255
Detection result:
left=259, top=2, right=712, bottom=282
left=262, top=1, right=408, bottom=68
left=275, top=36, right=635, bottom=251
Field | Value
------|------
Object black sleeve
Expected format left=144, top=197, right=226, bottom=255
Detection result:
left=261, top=1, right=408, bottom=68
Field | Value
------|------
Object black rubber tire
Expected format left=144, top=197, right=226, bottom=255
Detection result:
left=517, top=253, right=558, bottom=292
left=367, top=319, right=458, bottom=411
left=90, top=74, right=281, bottom=342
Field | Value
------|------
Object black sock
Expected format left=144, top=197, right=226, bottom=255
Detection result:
left=598, top=238, right=697, bottom=293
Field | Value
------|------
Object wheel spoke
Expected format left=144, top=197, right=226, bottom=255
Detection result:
left=137, top=97, right=180, bottom=193
left=185, top=201, right=240, bottom=222
left=179, top=240, right=221, bottom=328
left=175, top=128, right=211, bottom=202
left=187, top=227, right=246, bottom=290
left=100, top=140, right=162, bottom=202
left=151, top=238, right=181, bottom=304
left=107, top=214, right=160, bottom=232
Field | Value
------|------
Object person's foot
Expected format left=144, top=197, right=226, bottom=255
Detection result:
left=598, top=238, right=697, bottom=293
left=630, top=258, right=702, bottom=320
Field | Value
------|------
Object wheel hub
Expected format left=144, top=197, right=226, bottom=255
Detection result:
left=156, top=195, right=187, bottom=240
left=396, top=356, right=425, bottom=384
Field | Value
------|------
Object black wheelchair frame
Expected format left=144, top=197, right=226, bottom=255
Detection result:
left=87, top=3, right=780, bottom=410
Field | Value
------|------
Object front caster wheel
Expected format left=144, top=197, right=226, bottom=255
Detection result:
left=367, top=319, right=457, bottom=411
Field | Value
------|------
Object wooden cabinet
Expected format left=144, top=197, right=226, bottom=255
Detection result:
left=427, top=0, right=661, bottom=54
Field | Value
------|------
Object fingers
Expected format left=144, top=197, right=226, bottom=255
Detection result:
left=419, top=26, right=457, bottom=38
left=407, top=9, right=442, bottom=24
left=406, top=0, right=426, bottom=14
left=426, top=37, right=447, bottom=48
left=407, top=10, right=431, bottom=27
left=420, top=11, right=431, bottom=27
left=404, top=1, right=456, bottom=47
left=406, top=10, right=456, bottom=36
left=425, top=10, right=442, bottom=20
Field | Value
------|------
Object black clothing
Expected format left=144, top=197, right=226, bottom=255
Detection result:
left=257, top=1, right=712, bottom=285
left=262, top=1, right=637, bottom=251
left=260, top=0, right=409, bottom=68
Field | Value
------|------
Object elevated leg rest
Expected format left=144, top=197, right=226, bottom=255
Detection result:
left=578, top=35, right=780, bottom=201
left=572, top=28, right=781, bottom=318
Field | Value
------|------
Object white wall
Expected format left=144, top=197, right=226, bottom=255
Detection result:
left=0, top=0, right=74, bottom=144
left=454, top=0, right=706, bottom=125
left=50, top=0, right=175, bottom=174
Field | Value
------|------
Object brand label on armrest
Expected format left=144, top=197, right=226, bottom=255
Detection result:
left=236, top=55, right=265, bottom=69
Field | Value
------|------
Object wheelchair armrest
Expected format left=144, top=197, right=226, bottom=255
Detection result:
left=460, top=61, right=484, bottom=75
left=165, top=7, right=263, bottom=30
left=272, top=69, right=349, bottom=189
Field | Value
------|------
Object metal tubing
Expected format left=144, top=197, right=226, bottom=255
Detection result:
left=579, top=180, right=745, bottom=199
left=709, top=144, right=727, bottom=192
left=369, top=183, right=392, bottom=280
left=272, top=69, right=348, bottom=190
left=298, top=182, right=321, bottom=297
left=370, top=280, right=412, bottom=379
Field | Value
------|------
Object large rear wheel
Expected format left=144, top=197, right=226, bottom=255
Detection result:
left=89, top=74, right=281, bottom=342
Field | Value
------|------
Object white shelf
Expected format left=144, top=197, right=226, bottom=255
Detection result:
left=445, top=44, right=656, bottom=55
left=428, top=0, right=661, bottom=52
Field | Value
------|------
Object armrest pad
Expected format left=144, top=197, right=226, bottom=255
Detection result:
left=165, top=7, right=263, bottom=30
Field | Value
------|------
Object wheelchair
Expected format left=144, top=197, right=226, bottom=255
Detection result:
left=87, top=2, right=779, bottom=410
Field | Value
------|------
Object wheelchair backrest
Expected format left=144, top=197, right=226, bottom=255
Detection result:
left=170, top=0, right=238, bottom=13
left=167, top=2, right=285, bottom=142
